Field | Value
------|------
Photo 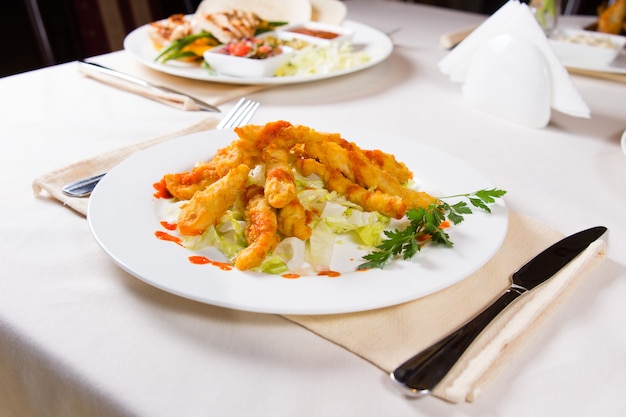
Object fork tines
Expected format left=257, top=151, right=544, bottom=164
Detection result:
left=217, top=98, right=260, bottom=130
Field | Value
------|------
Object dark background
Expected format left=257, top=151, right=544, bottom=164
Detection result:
left=1, top=0, right=604, bottom=78
left=1, top=0, right=204, bottom=77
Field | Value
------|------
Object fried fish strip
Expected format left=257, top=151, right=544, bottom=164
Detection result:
left=300, top=139, right=355, bottom=182
left=163, top=142, right=251, bottom=200
left=177, top=164, right=250, bottom=236
left=234, top=120, right=296, bottom=153
left=234, top=185, right=280, bottom=271
left=362, top=149, right=413, bottom=184
left=346, top=148, right=436, bottom=209
left=299, top=136, right=414, bottom=190
left=295, top=158, right=407, bottom=219
left=277, top=199, right=312, bottom=240
left=234, top=120, right=345, bottom=153
left=263, top=144, right=297, bottom=209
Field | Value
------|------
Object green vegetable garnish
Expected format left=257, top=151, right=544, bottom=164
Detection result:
left=357, top=188, right=507, bottom=270
left=155, top=32, right=219, bottom=63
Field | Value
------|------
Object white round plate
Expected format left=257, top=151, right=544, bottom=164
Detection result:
left=123, top=20, right=393, bottom=85
left=88, top=127, right=508, bottom=315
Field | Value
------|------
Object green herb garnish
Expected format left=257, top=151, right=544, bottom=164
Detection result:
left=357, top=188, right=507, bottom=270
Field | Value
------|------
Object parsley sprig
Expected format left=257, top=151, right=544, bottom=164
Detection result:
left=357, top=188, right=506, bottom=270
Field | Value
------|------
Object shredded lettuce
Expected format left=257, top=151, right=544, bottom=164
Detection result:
left=319, top=201, right=389, bottom=247
left=307, top=220, right=336, bottom=270
left=259, top=237, right=306, bottom=274
left=182, top=209, right=247, bottom=258
left=275, top=42, right=370, bottom=77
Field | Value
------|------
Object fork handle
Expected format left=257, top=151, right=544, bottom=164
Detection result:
left=61, top=173, right=106, bottom=198
left=390, top=288, right=524, bottom=397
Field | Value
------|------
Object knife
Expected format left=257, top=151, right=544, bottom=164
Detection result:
left=391, top=225, right=607, bottom=398
left=78, top=61, right=220, bottom=112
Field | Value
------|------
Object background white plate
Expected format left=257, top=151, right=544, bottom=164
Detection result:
left=88, top=127, right=508, bottom=315
left=562, top=49, right=626, bottom=74
left=123, top=20, right=393, bottom=85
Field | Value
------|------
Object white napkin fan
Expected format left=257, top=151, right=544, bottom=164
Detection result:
left=439, top=0, right=590, bottom=128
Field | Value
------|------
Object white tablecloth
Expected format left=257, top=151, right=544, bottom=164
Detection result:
left=2, top=0, right=625, bottom=415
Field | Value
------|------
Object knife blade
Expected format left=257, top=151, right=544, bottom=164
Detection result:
left=78, top=61, right=220, bottom=112
left=391, top=225, right=608, bottom=398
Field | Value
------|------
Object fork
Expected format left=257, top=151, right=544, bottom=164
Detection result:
left=61, top=97, right=260, bottom=198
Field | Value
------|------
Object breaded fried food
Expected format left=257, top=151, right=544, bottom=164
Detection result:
left=300, top=140, right=355, bottom=182
left=177, top=164, right=250, bottom=236
left=234, top=120, right=295, bottom=153
left=362, top=148, right=413, bottom=185
left=277, top=199, right=312, bottom=240
left=234, top=120, right=344, bottom=153
left=346, top=147, right=436, bottom=209
left=163, top=142, right=253, bottom=200
left=298, top=134, right=414, bottom=189
left=295, top=158, right=407, bottom=219
left=263, top=143, right=297, bottom=208
left=234, top=185, right=280, bottom=270
left=164, top=120, right=439, bottom=272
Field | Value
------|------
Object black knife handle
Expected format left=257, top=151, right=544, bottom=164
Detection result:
left=391, top=287, right=524, bottom=397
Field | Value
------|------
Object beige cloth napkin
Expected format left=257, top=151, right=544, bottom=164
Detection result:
left=33, top=116, right=220, bottom=215
left=565, top=66, right=626, bottom=84
left=78, top=59, right=268, bottom=111
left=32, top=126, right=606, bottom=403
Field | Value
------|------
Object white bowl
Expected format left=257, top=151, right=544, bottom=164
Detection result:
left=203, top=44, right=294, bottom=78
left=549, top=29, right=626, bottom=66
left=276, top=21, right=354, bottom=46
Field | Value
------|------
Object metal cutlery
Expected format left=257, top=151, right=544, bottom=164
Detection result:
left=78, top=60, right=221, bottom=113
left=61, top=98, right=259, bottom=198
left=391, top=225, right=607, bottom=398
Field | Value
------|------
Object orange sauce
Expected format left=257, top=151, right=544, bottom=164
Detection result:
left=153, top=179, right=172, bottom=199
left=160, top=221, right=177, bottom=231
left=188, top=256, right=232, bottom=271
left=317, top=270, right=341, bottom=278
left=155, top=231, right=183, bottom=246
left=282, top=273, right=301, bottom=279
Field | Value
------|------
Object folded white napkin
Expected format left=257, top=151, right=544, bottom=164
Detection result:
left=438, top=0, right=590, bottom=127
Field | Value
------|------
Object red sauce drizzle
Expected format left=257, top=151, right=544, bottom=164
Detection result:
left=317, top=270, right=341, bottom=278
left=160, top=221, right=177, bottom=231
left=189, top=256, right=211, bottom=265
left=155, top=231, right=183, bottom=246
left=153, top=179, right=172, bottom=199
left=282, top=273, right=301, bottom=279
left=188, top=256, right=232, bottom=271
